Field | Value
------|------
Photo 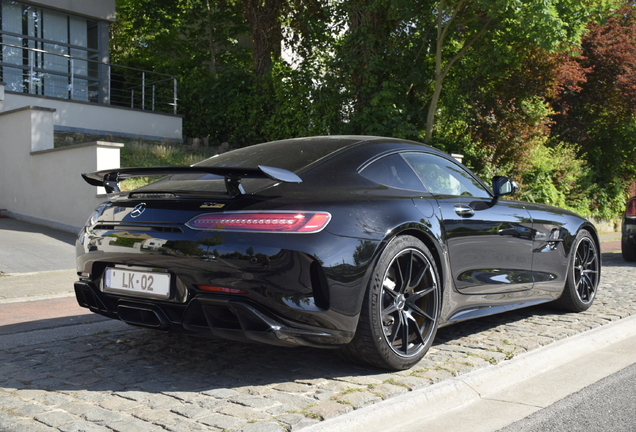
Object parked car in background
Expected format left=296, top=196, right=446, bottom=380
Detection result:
left=622, top=196, right=636, bottom=261
left=75, top=136, right=601, bottom=370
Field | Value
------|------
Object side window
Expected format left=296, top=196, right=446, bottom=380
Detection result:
left=402, top=152, right=491, bottom=198
left=359, top=154, right=426, bottom=192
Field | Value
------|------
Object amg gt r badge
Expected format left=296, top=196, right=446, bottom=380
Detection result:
left=200, top=202, right=225, bottom=209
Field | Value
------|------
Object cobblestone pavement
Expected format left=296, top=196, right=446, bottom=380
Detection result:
left=0, top=252, right=633, bottom=432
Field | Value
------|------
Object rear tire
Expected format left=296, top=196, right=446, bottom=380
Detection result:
left=554, top=230, right=599, bottom=312
left=340, top=236, right=440, bottom=370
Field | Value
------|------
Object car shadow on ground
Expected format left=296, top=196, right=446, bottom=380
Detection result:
left=0, top=304, right=595, bottom=396
left=602, top=251, right=632, bottom=266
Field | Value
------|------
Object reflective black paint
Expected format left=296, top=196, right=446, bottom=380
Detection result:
left=75, top=136, right=600, bottom=351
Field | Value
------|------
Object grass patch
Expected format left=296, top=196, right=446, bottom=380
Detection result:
left=54, top=132, right=221, bottom=167
left=119, top=176, right=165, bottom=192
left=495, top=339, right=519, bottom=360
left=383, top=378, right=410, bottom=388
left=121, top=141, right=217, bottom=167
left=333, top=387, right=365, bottom=405
left=55, top=132, right=223, bottom=191
left=466, top=352, right=499, bottom=365
left=336, top=387, right=365, bottom=396
left=290, top=407, right=322, bottom=421
left=494, top=347, right=516, bottom=360
left=119, top=142, right=218, bottom=190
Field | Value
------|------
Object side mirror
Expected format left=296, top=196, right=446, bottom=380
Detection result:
left=492, top=176, right=518, bottom=197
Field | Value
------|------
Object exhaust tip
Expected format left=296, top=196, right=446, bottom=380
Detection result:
left=117, top=303, right=169, bottom=330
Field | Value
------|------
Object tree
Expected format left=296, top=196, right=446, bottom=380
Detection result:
left=424, top=0, right=618, bottom=143
left=242, top=0, right=284, bottom=77
left=111, top=0, right=247, bottom=74
left=551, top=2, right=636, bottom=216
left=108, top=0, right=636, bottom=217
left=451, top=46, right=586, bottom=176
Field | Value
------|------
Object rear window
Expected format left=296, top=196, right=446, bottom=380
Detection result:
left=195, top=138, right=356, bottom=172
left=134, top=137, right=357, bottom=196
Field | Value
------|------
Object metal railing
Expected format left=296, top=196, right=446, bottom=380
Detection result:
left=0, top=42, right=177, bottom=115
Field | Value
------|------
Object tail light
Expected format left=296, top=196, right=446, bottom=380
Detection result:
left=197, top=285, right=248, bottom=294
left=186, top=211, right=331, bottom=233
left=627, top=198, right=636, bottom=218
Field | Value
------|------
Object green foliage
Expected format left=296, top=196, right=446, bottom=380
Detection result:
left=517, top=142, right=591, bottom=215
left=548, top=2, right=636, bottom=217
left=111, top=0, right=632, bottom=218
left=419, top=0, right=611, bottom=142
left=112, top=0, right=248, bottom=74
left=580, top=114, right=636, bottom=218
left=179, top=68, right=255, bottom=144
left=309, top=0, right=435, bottom=139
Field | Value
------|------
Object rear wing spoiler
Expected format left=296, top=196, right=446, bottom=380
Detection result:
left=81, top=165, right=302, bottom=196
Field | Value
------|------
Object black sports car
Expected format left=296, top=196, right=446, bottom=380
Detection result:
left=622, top=196, right=636, bottom=261
left=75, top=136, right=601, bottom=370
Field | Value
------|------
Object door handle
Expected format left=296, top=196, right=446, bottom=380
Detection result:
left=454, top=205, right=475, bottom=217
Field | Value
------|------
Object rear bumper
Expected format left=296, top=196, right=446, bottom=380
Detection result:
left=622, top=218, right=636, bottom=241
left=74, top=280, right=354, bottom=348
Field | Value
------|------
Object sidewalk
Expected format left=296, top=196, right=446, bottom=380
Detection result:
left=599, top=231, right=621, bottom=253
left=0, top=217, right=76, bottom=274
left=0, top=217, right=77, bottom=302
left=0, top=218, right=82, bottom=329
left=0, top=270, right=77, bottom=302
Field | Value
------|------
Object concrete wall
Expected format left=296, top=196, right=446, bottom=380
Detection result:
left=25, top=0, right=116, bottom=21
left=0, top=106, right=121, bottom=233
left=1, top=90, right=182, bottom=142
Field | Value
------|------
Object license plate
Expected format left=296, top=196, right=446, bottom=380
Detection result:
left=104, top=268, right=171, bottom=299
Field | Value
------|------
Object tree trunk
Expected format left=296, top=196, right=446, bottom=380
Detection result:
left=205, top=0, right=218, bottom=79
left=424, top=0, right=490, bottom=143
left=242, top=0, right=284, bottom=77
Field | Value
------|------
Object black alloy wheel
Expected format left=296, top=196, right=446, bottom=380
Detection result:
left=341, top=236, right=440, bottom=370
left=555, top=230, right=599, bottom=312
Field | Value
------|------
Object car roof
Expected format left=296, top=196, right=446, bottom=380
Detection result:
left=195, top=135, right=444, bottom=174
left=132, top=136, right=452, bottom=197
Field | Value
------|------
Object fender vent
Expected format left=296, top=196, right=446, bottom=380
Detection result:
left=310, top=260, right=330, bottom=310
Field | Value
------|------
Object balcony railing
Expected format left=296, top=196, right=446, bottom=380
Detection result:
left=0, top=42, right=177, bottom=115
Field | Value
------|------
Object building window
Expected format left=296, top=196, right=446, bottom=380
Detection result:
left=0, top=0, right=101, bottom=102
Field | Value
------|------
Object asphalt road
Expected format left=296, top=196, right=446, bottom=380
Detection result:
left=498, top=363, right=636, bottom=432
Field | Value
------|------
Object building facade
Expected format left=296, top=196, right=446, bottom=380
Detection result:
left=0, top=0, right=182, bottom=232
left=1, top=0, right=112, bottom=104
